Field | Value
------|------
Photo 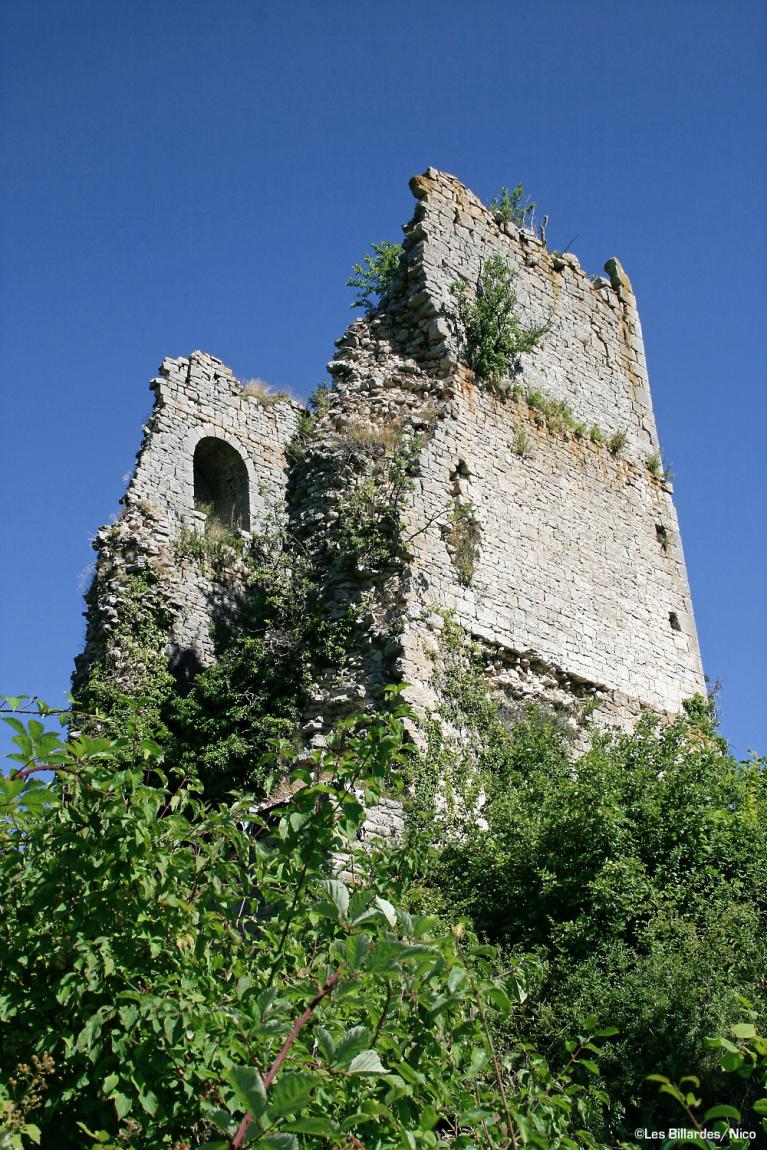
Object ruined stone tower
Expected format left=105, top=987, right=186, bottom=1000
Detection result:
left=74, top=170, right=705, bottom=742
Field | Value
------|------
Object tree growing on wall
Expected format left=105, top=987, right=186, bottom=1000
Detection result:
left=346, top=241, right=403, bottom=312
left=450, top=256, right=550, bottom=390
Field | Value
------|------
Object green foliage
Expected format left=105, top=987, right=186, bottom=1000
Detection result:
left=289, top=382, right=332, bottom=461
left=649, top=1009, right=767, bottom=1146
left=175, top=508, right=245, bottom=572
left=645, top=453, right=662, bottom=479
left=450, top=256, right=550, bottom=389
left=164, top=531, right=308, bottom=802
left=589, top=425, right=603, bottom=445
left=165, top=431, right=421, bottom=802
left=644, top=454, right=673, bottom=483
left=1, top=700, right=622, bottom=1150
left=411, top=624, right=767, bottom=1142
left=324, top=433, right=420, bottom=575
left=524, top=389, right=580, bottom=436
left=607, top=429, right=627, bottom=456
left=73, top=571, right=176, bottom=756
left=489, top=185, right=536, bottom=228
left=511, top=425, right=533, bottom=459
left=346, top=241, right=403, bottom=312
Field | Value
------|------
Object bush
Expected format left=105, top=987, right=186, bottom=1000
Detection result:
left=489, top=185, right=536, bottom=228
left=411, top=628, right=767, bottom=1141
left=450, top=256, right=550, bottom=389
left=1, top=698, right=622, bottom=1150
left=607, top=429, right=627, bottom=456
left=346, top=241, right=403, bottom=312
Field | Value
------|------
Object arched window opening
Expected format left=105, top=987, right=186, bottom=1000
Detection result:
left=193, top=437, right=250, bottom=532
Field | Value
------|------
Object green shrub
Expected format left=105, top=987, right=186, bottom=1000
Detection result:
left=523, top=388, right=578, bottom=436
left=489, top=184, right=536, bottom=228
left=1, top=699, right=621, bottom=1150
left=645, top=453, right=662, bottom=479
left=589, top=425, right=604, bottom=444
left=410, top=624, right=767, bottom=1142
left=450, top=256, right=550, bottom=389
left=511, top=425, right=533, bottom=458
left=607, top=429, right=627, bottom=456
left=346, top=240, right=403, bottom=311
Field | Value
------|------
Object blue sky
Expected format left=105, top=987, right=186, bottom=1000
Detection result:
left=1, top=0, right=765, bottom=759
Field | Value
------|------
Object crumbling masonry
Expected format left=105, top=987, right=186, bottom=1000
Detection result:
left=74, top=169, right=705, bottom=752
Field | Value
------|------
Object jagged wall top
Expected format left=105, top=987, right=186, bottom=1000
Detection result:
left=391, top=168, right=661, bottom=463
left=124, top=350, right=302, bottom=531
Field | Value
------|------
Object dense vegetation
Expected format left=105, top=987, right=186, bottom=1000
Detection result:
left=407, top=625, right=767, bottom=1140
left=2, top=673, right=766, bottom=1148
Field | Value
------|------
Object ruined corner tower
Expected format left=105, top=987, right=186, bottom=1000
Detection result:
left=75, top=169, right=705, bottom=738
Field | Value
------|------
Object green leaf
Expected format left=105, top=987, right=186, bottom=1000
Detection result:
left=732, top=1022, right=757, bottom=1039
left=466, top=1047, right=489, bottom=1079
left=268, top=1072, right=313, bottom=1117
left=485, top=985, right=512, bottom=1014
left=447, top=967, right=467, bottom=993
left=419, top=1104, right=439, bottom=1130
left=315, top=1026, right=335, bottom=1061
left=752, top=1098, right=767, bottom=1115
left=374, top=896, right=397, bottom=926
left=319, top=879, right=349, bottom=921
left=112, top=1092, right=132, bottom=1120
left=702, top=1104, right=741, bottom=1121
left=283, top=1117, right=339, bottom=1135
left=336, top=1026, right=372, bottom=1066
left=75, top=1126, right=111, bottom=1143
left=257, top=1135, right=299, bottom=1150
left=138, top=1087, right=158, bottom=1116
left=227, top=1066, right=268, bottom=1117
left=345, top=932, right=370, bottom=969
left=347, top=1049, right=387, bottom=1074
left=348, top=889, right=375, bottom=923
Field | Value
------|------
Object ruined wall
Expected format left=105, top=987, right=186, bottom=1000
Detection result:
left=75, top=168, right=705, bottom=740
left=327, top=169, right=705, bottom=724
left=74, top=352, right=301, bottom=692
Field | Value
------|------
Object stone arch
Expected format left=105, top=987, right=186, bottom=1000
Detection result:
left=192, top=436, right=250, bottom=531
left=179, top=424, right=262, bottom=529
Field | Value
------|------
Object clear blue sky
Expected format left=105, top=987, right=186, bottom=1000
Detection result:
left=1, top=0, right=765, bottom=759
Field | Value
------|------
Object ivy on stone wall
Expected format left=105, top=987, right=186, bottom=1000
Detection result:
left=73, top=570, right=176, bottom=757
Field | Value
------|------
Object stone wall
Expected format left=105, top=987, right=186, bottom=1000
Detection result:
left=75, top=168, right=705, bottom=739
left=74, top=352, right=301, bottom=693
left=326, top=168, right=705, bottom=725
